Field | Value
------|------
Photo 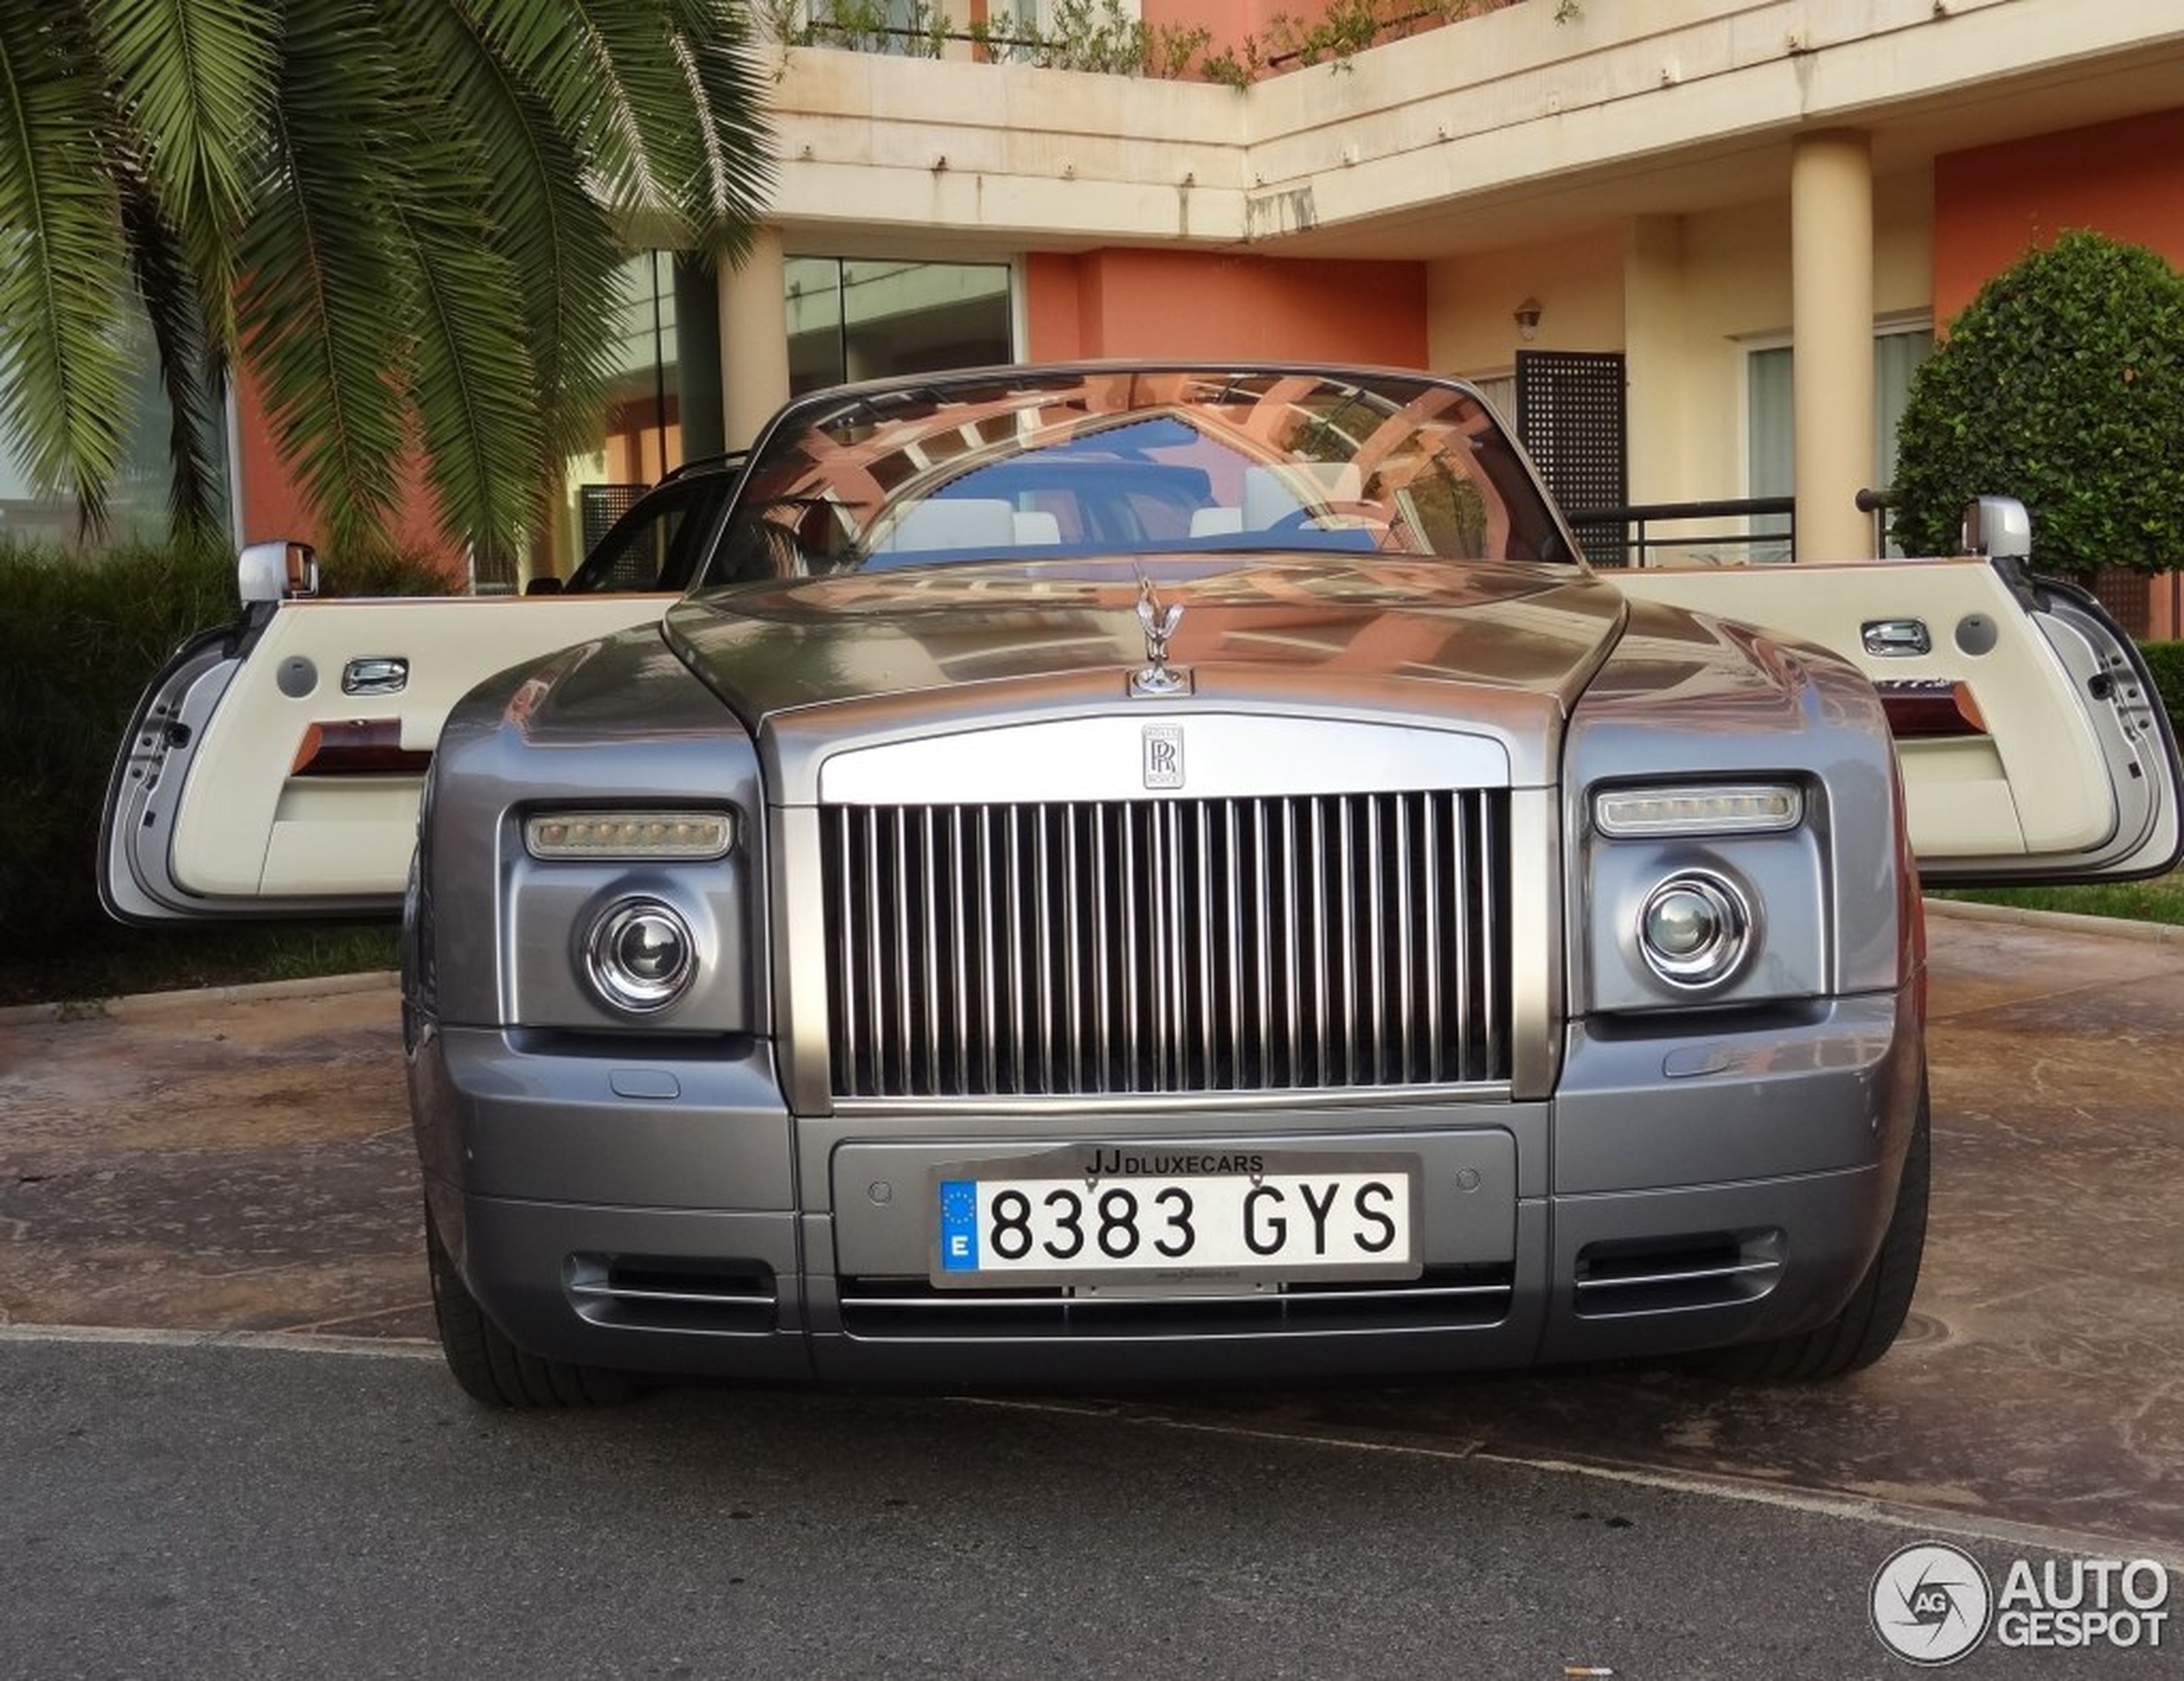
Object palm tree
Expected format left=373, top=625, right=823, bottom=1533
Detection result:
left=0, top=0, right=773, bottom=567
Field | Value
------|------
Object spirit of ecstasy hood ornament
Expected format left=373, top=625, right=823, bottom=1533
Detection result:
left=1131, top=575, right=1189, bottom=697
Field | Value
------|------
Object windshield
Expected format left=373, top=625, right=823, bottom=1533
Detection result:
left=706, top=367, right=1579, bottom=583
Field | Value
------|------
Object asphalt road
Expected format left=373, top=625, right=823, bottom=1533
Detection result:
left=2, top=1332, right=2174, bottom=1681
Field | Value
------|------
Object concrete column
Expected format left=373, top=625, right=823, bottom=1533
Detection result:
left=1790, top=131, right=1874, bottom=561
left=1623, top=215, right=1688, bottom=507
left=719, top=227, right=792, bottom=451
left=674, top=256, right=725, bottom=462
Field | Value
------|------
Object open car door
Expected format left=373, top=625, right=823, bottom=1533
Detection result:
left=101, top=460, right=751, bottom=925
left=1614, top=500, right=2182, bottom=885
left=100, top=552, right=674, bottom=924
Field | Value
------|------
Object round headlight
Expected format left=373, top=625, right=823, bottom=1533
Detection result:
left=1636, top=874, right=1751, bottom=988
left=583, top=899, right=697, bottom=1015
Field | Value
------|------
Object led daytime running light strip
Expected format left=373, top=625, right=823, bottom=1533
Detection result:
left=525, top=810, right=734, bottom=860
left=1593, top=784, right=1803, bottom=838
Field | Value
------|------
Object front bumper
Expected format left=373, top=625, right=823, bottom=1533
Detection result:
left=410, top=986, right=1922, bottom=1385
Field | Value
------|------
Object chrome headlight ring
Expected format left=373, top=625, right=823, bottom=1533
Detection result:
left=582, top=897, right=700, bottom=1015
left=1635, top=872, right=1755, bottom=990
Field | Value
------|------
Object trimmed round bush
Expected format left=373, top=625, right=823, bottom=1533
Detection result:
left=1893, top=230, right=2184, bottom=577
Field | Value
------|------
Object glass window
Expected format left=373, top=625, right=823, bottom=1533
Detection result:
left=0, top=302, right=229, bottom=547
left=603, top=252, right=682, bottom=484
left=785, top=258, right=1013, bottom=396
left=1747, top=326, right=1933, bottom=557
left=717, top=366, right=1572, bottom=580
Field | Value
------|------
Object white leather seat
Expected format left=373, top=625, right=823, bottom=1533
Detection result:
left=1242, top=463, right=1364, bottom=529
left=874, top=498, right=1019, bottom=553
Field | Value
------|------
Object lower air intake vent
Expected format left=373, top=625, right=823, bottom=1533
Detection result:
left=565, top=1255, right=777, bottom=1334
left=1572, top=1230, right=1784, bottom=1318
left=837, top=1266, right=1512, bottom=1341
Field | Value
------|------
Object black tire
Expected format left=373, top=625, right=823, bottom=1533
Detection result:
left=1699, top=1080, right=1930, bottom=1382
left=425, top=1203, right=639, bottom=1408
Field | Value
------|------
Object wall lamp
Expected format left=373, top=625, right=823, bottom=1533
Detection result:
left=1514, top=298, right=1543, bottom=340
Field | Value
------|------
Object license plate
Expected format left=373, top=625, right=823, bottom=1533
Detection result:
left=929, top=1148, right=1421, bottom=1288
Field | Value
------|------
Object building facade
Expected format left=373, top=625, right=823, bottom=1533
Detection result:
left=28, top=0, right=2184, bottom=625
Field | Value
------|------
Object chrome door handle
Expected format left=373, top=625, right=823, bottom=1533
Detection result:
left=342, top=657, right=409, bottom=696
left=1862, top=619, right=1931, bottom=657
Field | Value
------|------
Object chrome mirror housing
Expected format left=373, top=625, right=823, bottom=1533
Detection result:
left=1960, top=496, right=2032, bottom=563
left=237, top=539, right=319, bottom=604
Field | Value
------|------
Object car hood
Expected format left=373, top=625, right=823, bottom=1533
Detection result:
left=662, top=553, right=1627, bottom=729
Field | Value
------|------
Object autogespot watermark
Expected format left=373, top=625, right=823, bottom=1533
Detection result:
left=1870, top=1540, right=2172, bottom=1666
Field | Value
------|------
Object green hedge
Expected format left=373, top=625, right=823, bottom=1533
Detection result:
left=2141, top=640, right=2184, bottom=737
left=0, top=539, right=453, bottom=1003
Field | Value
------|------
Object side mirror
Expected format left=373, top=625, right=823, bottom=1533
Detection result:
left=524, top=575, right=565, bottom=595
left=1960, top=496, right=2032, bottom=564
left=238, top=539, right=319, bottom=604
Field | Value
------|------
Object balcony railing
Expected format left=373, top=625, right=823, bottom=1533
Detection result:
left=1561, top=496, right=1795, bottom=570
left=1564, top=489, right=1920, bottom=568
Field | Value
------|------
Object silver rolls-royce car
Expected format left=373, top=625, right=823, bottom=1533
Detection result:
left=101, top=364, right=2181, bottom=1406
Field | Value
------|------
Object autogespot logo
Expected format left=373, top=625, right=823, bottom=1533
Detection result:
left=1871, top=1543, right=1994, bottom=1666
left=1871, top=1542, right=2174, bottom=1665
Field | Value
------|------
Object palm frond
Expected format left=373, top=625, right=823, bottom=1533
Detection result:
left=0, top=7, right=131, bottom=533
left=392, top=141, right=546, bottom=570
left=463, top=0, right=671, bottom=214
left=574, top=0, right=714, bottom=232
left=466, top=0, right=773, bottom=248
left=661, top=0, right=775, bottom=260
left=236, top=0, right=414, bottom=554
left=90, top=0, right=278, bottom=353
left=390, top=0, right=626, bottom=460
left=119, top=182, right=228, bottom=543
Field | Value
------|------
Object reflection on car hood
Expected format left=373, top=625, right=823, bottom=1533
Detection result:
left=664, top=554, right=1627, bottom=724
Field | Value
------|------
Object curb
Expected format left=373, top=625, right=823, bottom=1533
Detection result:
left=1920, top=896, right=2184, bottom=947
left=0, top=969, right=399, bottom=1028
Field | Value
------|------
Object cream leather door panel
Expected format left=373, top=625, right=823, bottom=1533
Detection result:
left=102, top=594, right=672, bottom=922
left=1614, top=556, right=2181, bottom=883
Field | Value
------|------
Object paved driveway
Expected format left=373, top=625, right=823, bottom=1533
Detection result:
left=4, top=908, right=2181, bottom=1554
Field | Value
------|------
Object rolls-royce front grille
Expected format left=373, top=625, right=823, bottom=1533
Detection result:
left=819, top=790, right=1511, bottom=1098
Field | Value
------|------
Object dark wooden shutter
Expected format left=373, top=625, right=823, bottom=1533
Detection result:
left=1516, top=350, right=1627, bottom=567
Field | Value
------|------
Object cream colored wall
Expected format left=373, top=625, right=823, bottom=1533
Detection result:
left=1426, top=229, right=1628, bottom=376
left=1424, top=171, right=1934, bottom=510
left=765, top=0, right=2139, bottom=254
left=1668, top=169, right=1931, bottom=505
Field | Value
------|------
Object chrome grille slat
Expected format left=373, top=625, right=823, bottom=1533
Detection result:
left=892, top=808, right=913, bottom=1091
left=1423, top=794, right=1443, bottom=1084
left=1007, top=805, right=1027, bottom=1095
left=1196, top=801, right=1217, bottom=1089
left=820, top=791, right=1513, bottom=1099
left=862, top=808, right=882, bottom=1090
left=948, top=807, right=965, bottom=1091
left=921, top=807, right=941, bottom=1089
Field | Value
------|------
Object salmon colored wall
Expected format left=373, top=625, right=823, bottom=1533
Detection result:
left=1934, top=108, right=2184, bottom=326
left=233, top=365, right=465, bottom=581
left=1138, top=0, right=1261, bottom=54
left=1025, top=248, right=1429, bottom=367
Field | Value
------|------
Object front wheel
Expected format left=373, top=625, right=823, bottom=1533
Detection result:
left=425, top=1203, right=640, bottom=1408
left=1699, top=1081, right=1930, bottom=1382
